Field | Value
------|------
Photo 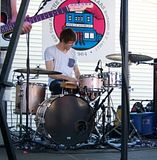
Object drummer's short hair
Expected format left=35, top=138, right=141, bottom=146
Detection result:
left=59, top=28, right=76, bottom=43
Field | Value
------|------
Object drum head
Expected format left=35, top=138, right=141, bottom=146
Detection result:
left=44, top=95, right=94, bottom=146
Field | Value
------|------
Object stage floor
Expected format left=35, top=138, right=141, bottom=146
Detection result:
left=1, top=145, right=157, bottom=160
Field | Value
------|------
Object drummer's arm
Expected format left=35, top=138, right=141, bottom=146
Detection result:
left=45, top=60, right=78, bottom=82
left=74, top=65, right=81, bottom=81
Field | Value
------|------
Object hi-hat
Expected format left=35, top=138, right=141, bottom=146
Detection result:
left=106, top=62, right=122, bottom=68
left=106, top=53, right=153, bottom=63
left=14, top=68, right=62, bottom=75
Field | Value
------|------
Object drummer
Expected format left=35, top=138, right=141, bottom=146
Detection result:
left=44, top=28, right=80, bottom=95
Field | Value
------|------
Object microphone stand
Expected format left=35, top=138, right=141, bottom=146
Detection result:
left=35, top=0, right=51, bottom=16
left=25, top=32, right=30, bottom=142
left=17, top=32, right=32, bottom=149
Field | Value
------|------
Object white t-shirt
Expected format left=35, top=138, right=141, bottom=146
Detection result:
left=44, top=45, right=78, bottom=85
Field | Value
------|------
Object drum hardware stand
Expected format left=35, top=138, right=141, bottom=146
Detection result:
left=103, top=110, right=142, bottom=142
left=97, top=89, right=121, bottom=150
left=103, top=66, right=119, bottom=135
left=95, top=64, right=122, bottom=150
left=128, top=120, right=142, bottom=141
left=101, top=104, right=142, bottom=148
left=100, top=84, right=142, bottom=148
left=86, top=88, right=119, bottom=149
left=79, top=86, right=91, bottom=102
left=16, top=2, right=49, bottom=150
left=16, top=74, right=25, bottom=139
left=103, top=64, right=143, bottom=148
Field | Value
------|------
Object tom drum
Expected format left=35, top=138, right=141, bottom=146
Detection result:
left=103, top=72, right=122, bottom=87
left=79, top=74, right=104, bottom=93
left=15, top=83, right=46, bottom=114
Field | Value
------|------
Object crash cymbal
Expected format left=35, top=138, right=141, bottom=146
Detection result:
left=14, top=68, right=62, bottom=75
left=106, top=54, right=122, bottom=61
left=106, top=53, right=153, bottom=63
left=129, top=54, right=153, bottom=63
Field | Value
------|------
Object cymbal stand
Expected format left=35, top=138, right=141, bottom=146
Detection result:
left=104, top=67, right=117, bottom=133
left=97, top=66, right=122, bottom=150
left=24, top=32, right=30, bottom=143
left=16, top=74, right=25, bottom=139
left=14, top=73, right=39, bottom=149
left=102, top=66, right=142, bottom=145
left=17, top=1, right=51, bottom=149
left=87, top=88, right=114, bottom=139
left=93, top=87, right=121, bottom=150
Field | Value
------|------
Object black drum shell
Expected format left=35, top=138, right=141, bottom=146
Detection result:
left=43, top=94, right=94, bottom=146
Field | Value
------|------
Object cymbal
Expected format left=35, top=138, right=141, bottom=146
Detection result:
left=106, top=54, right=122, bottom=61
left=129, top=54, right=153, bottom=63
left=14, top=68, right=62, bottom=75
left=106, top=53, right=153, bottom=63
left=106, top=62, right=122, bottom=68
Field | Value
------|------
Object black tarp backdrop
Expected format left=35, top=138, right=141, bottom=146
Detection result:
left=0, top=0, right=30, bottom=160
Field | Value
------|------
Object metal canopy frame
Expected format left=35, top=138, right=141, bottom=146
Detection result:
left=120, top=0, right=129, bottom=160
left=0, top=1, right=30, bottom=160
left=0, top=0, right=129, bottom=160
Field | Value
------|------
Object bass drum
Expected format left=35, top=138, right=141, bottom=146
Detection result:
left=36, top=94, right=94, bottom=146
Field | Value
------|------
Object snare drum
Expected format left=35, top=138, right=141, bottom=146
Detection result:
left=60, top=81, right=79, bottom=94
left=79, top=74, right=104, bottom=93
left=15, top=83, right=46, bottom=114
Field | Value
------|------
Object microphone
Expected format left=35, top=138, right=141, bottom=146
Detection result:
left=95, top=60, right=101, bottom=72
left=17, top=73, right=24, bottom=80
left=17, top=73, right=25, bottom=85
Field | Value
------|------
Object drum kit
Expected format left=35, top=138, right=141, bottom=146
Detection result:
left=13, top=53, right=153, bottom=149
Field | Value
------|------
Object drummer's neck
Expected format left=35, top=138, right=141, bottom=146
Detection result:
left=56, top=43, right=68, bottom=53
